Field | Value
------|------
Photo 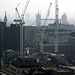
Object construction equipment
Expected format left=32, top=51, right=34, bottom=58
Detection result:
left=14, top=0, right=22, bottom=23
left=40, top=3, right=52, bottom=53
left=15, top=0, right=30, bottom=24
left=44, top=3, right=52, bottom=26
left=55, top=0, right=59, bottom=53
left=15, top=0, right=30, bottom=55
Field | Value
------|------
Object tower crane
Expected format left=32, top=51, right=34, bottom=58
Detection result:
left=40, top=3, right=52, bottom=53
left=15, top=0, right=30, bottom=55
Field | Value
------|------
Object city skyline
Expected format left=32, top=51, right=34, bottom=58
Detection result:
left=0, top=0, right=75, bottom=24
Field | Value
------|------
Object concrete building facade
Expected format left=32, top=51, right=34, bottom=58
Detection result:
left=37, top=27, right=72, bottom=56
left=69, top=32, right=75, bottom=59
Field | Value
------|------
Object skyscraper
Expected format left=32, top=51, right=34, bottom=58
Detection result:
left=62, top=13, right=67, bottom=25
left=36, top=13, right=41, bottom=27
left=26, top=13, right=30, bottom=21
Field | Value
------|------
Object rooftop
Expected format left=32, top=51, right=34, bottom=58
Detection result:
left=52, top=67, right=71, bottom=72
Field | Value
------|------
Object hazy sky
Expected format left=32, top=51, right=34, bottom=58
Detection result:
left=0, top=0, right=75, bottom=22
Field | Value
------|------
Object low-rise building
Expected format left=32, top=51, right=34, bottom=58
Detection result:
left=1, top=50, right=41, bottom=75
left=51, top=67, right=73, bottom=75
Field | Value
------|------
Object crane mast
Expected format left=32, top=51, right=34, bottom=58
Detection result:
left=40, top=3, right=52, bottom=53
left=55, top=0, right=59, bottom=53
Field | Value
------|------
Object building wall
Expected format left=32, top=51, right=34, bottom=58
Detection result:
left=24, top=26, right=37, bottom=54
left=4, top=27, right=11, bottom=50
left=10, top=24, right=20, bottom=53
left=69, top=32, right=75, bottom=58
left=43, top=43, right=71, bottom=56
left=4, top=24, right=20, bottom=53
left=37, top=27, right=72, bottom=56
left=0, top=22, right=6, bottom=60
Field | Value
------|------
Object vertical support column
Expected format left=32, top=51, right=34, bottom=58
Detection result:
left=20, top=24, right=23, bottom=55
left=55, top=0, right=59, bottom=53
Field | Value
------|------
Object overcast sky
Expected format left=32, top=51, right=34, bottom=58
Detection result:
left=0, top=0, right=75, bottom=22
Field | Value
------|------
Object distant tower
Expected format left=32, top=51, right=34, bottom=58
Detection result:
left=25, top=13, right=30, bottom=25
left=26, top=13, right=30, bottom=21
left=4, top=12, right=7, bottom=25
left=62, top=13, right=67, bottom=25
left=36, top=13, right=41, bottom=27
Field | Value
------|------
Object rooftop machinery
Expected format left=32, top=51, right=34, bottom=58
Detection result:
left=15, top=0, right=30, bottom=55
left=55, top=0, right=59, bottom=53
left=40, top=3, right=52, bottom=53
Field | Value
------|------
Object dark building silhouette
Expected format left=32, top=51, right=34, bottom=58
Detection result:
left=4, top=24, right=24, bottom=54
left=4, top=27, right=11, bottom=50
left=69, top=32, right=75, bottom=59
left=10, top=24, right=20, bottom=53
left=1, top=50, right=41, bottom=75
left=4, top=24, right=20, bottom=53
left=4, top=25, right=38, bottom=54
left=0, top=22, right=6, bottom=60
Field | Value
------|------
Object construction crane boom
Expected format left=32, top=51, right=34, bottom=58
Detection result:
left=15, top=8, right=21, bottom=21
left=44, top=3, right=52, bottom=25
left=15, top=0, right=30, bottom=24
left=21, top=0, right=30, bottom=23
left=40, top=3, right=52, bottom=53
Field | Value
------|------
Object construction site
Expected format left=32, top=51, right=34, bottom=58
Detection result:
left=0, top=0, right=75, bottom=75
